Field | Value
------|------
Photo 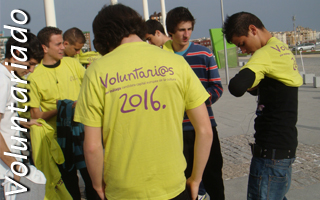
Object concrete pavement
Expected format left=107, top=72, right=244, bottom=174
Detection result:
left=215, top=57, right=320, bottom=199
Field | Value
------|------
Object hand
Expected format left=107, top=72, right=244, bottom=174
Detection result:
left=86, top=61, right=92, bottom=68
left=72, top=101, right=77, bottom=108
left=13, top=174, right=21, bottom=182
left=247, top=85, right=259, bottom=91
left=20, top=119, right=42, bottom=129
left=13, top=165, right=22, bottom=182
left=94, top=184, right=106, bottom=200
left=186, top=177, right=201, bottom=200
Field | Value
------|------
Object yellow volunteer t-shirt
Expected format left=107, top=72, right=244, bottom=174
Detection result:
left=25, top=57, right=85, bottom=133
left=74, top=50, right=102, bottom=65
left=74, top=42, right=209, bottom=200
left=16, top=78, right=31, bottom=119
left=242, top=37, right=302, bottom=88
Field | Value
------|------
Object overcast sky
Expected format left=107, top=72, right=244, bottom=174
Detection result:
left=1, top=0, right=319, bottom=46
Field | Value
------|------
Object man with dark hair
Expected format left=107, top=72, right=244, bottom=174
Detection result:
left=223, top=12, right=302, bottom=200
left=25, top=26, right=99, bottom=200
left=74, top=3, right=213, bottom=200
left=164, top=6, right=224, bottom=200
left=145, top=19, right=170, bottom=47
left=63, top=27, right=86, bottom=57
left=0, top=32, right=43, bottom=199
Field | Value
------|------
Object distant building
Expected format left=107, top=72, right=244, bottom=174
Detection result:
left=0, top=36, right=9, bottom=61
left=190, top=37, right=212, bottom=52
left=271, top=32, right=287, bottom=44
left=283, top=26, right=317, bottom=46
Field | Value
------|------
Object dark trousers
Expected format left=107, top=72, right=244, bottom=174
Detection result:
left=170, top=188, right=191, bottom=200
left=58, top=165, right=100, bottom=200
left=183, top=127, right=225, bottom=200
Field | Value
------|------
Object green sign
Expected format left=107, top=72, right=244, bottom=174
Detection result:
left=209, top=28, right=238, bottom=69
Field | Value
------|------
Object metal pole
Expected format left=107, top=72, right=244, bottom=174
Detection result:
left=43, top=0, right=57, bottom=27
left=142, top=0, right=149, bottom=21
left=220, top=0, right=229, bottom=85
left=0, top=0, right=1, bottom=33
left=293, top=16, right=297, bottom=56
left=299, top=51, right=305, bottom=74
left=160, top=0, right=167, bottom=35
left=110, top=0, right=118, bottom=5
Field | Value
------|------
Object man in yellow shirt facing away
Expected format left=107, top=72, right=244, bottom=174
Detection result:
left=74, top=4, right=213, bottom=200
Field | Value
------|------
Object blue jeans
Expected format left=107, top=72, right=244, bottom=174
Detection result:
left=0, top=179, right=4, bottom=200
left=247, top=157, right=295, bottom=200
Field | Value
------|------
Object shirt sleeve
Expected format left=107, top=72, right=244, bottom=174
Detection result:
left=241, top=49, right=271, bottom=88
left=16, top=82, right=31, bottom=118
left=184, top=62, right=210, bottom=110
left=75, top=59, right=86, bottom=83
left=206, top=55, right=223, bottom=105
left=74, top=69, right=104, bottom=127
left=25, top=76, right=41, bottom=108
left=229, top=68, right=256, bottom=97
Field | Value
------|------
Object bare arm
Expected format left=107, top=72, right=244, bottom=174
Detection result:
left=0, top=114, right=20, bottom=181
left=30, top=107, right=57, bottom=121
left=186, top=103, right=213, bottom=200
left=19, top=119, right=42, bottom=129
left=83, top=126, right=105, bottom=200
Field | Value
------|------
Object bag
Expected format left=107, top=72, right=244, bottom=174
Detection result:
left=1, top=165, right=46, bottom=200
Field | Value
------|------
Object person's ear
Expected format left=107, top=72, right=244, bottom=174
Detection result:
left=8, top=50, right=20, bottom=63
left=155, top=30, right=161, bottom=37
left=42, top=44, right=49, bottom=53
left=9, top=50, right=21, bottom=63
left=63, top=41, right=69, bottom=46
left=13, top=49, right=21, bottom=58
left=249, top=25, right=258, bottom=36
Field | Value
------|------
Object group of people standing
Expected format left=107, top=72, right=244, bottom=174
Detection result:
left=0, top=3, right=302, bottom=200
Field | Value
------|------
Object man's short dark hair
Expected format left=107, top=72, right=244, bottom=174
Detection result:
left=92, top=4, right=146, bottom=55
left=5, top=32, right=44, bottom=63
left=63, top=27, right=86, bottom=45
left=145, top=19, right=165, bottom=35
left=166, top=7, right=195, bottom=37
left=222, top=12, right=265, bottom=43
left=37, top=26, right=62, bottom=47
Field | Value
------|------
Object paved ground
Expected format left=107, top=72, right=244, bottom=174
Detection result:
left=80, top=54, right=320, bottom=199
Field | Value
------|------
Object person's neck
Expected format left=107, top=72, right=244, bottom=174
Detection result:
left=172, top=41, right=189, bottom=52
left=42, top=55, right=60, bottom=66
left=260, top=29, right=273, bottom=47
left=120, top=34, right=143, bottom=45
left=162, top=36, right=171, bottom=46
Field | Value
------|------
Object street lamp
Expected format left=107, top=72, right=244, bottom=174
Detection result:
left=292, top=15, right=297, bottom=56
left=110, top=0, right=117, bottom=5
left=43, top=0, right=57, bottom=27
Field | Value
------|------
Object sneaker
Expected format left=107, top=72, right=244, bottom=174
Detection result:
left=198, top=192, right=210, bottom=200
